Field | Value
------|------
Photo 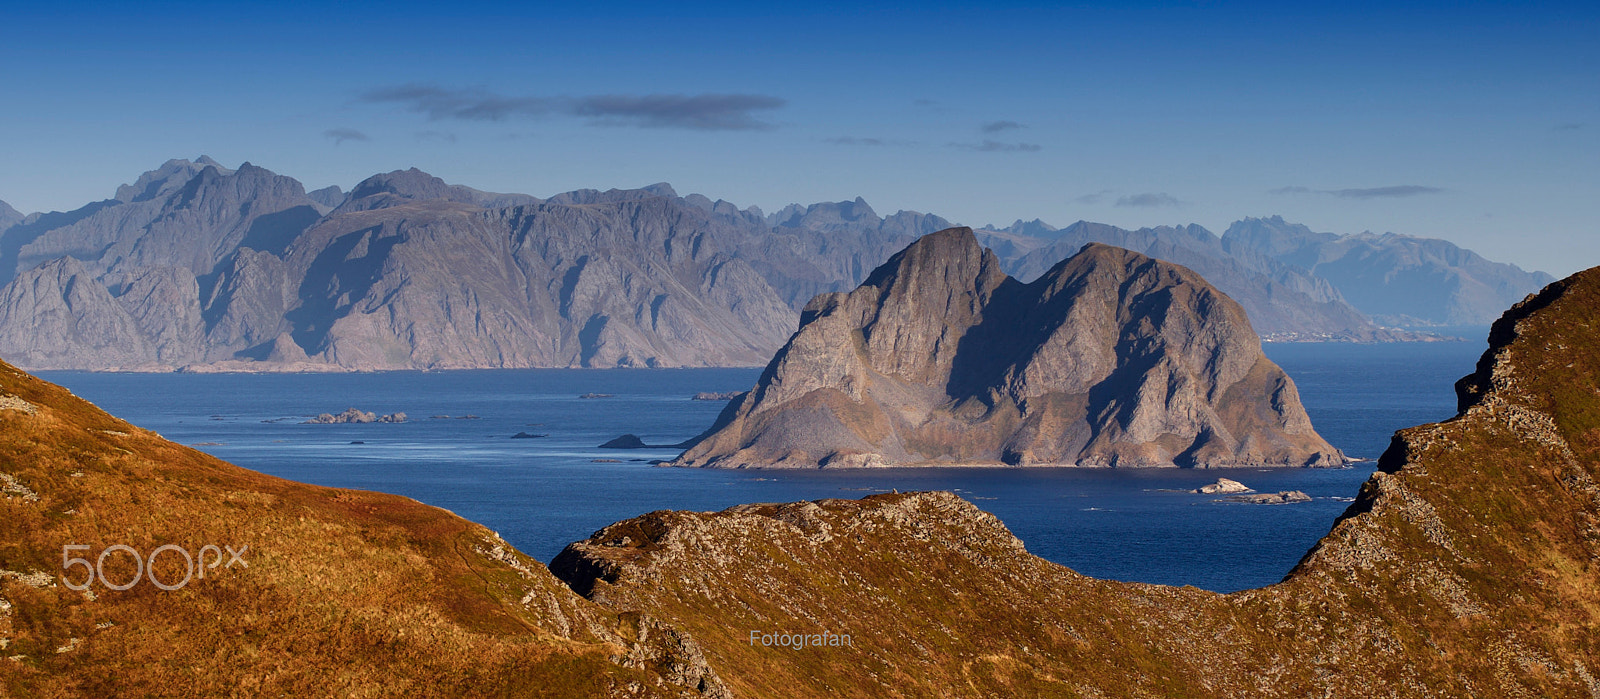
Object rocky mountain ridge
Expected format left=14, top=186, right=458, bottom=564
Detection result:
left=0, top=158, right=1550, bottom=371
left=1223, top=215, right=1556, bottom=326
left=675, top=228, right=1344, bottom=468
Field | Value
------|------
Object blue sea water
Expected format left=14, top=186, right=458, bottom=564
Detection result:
left=39, top=340, right=1485, bottom=593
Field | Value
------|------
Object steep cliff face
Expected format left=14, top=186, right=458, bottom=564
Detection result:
left=555, top=272, right=1600, bottom=696
left=677, top=228, right=1342, bottom=468
left=268, top=189, right=797, bottom=369
left=0, top=257, right=155, bottom=369
left=0, top=163, right=798, bottom=370
left=1223, top=215, right=1554, bottom=327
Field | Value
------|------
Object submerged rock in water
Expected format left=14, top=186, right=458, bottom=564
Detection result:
left=1221, top=490, right=1311, bottom=504
left=511, top=432, right=547, bottom=439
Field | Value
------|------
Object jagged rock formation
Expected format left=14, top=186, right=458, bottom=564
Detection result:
left=0, top=158, right=1549, bottom=371
left=555, top=278, right=1600, bottom=695
left=1223, top=215, right=1554, bottom=327
left=0, top=256, right=158, bottom=369
left=0, top=358, right=722, bottom=696
left=675, top=228, right=1344, bottom=468
left=0, top=160, right=797, bottom=370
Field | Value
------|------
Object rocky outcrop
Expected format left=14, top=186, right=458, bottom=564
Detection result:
left=1222, top=490, right=1310, bottom=503
left=1223, top=215, right=1554, bottom=327
left=303, top=408, right=406, bottom=424
left=1195, top=477, right=1252, bottom=493
left=675, top=228, right=1345, bottom=468
left=600, top=434, right=690, bottom=449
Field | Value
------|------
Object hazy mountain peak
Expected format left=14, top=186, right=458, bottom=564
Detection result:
left=306, top=185, right=345, bottom=209
left=0, top=199, right=22, bottom=230
left=543, top=184, right=676, bottom=207
left=640, top=182, right=678, bottom=198
left=774, top=197, right=881, bottom=230
left=1222, top=216, right=1554, bottom=326
left=338, top=168, right=541, bottom=212
left=683, top=193, right=715, bottom=212
left=348, top=168, right=453, bottom=201
left=115, top=157, right=234, bottom=204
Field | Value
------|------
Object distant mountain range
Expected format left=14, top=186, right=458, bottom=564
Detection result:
left=0, top=158, right=1555, bottom=371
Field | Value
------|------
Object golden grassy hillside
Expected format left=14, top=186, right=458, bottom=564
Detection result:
left=0, top=361, right=718, bottom=698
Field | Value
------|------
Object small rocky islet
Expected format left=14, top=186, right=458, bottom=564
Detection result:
left=301, top=408, right=406, bottom=424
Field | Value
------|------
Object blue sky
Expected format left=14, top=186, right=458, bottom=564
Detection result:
left=2, top=1, right=1595, bottom=275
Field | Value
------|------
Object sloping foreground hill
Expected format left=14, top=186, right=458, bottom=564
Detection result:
left=560, top=270, right=1600, bottom=696
left=0, top=361, right=725, bottom=697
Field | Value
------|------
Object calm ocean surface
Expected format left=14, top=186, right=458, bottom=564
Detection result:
left=40, top=340, right=1485, bottom=593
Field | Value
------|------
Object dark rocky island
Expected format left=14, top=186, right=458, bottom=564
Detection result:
left=674, top=228, right=1345, bottom=468
left=599, top=434, right=689, bottom=449
left=1221, top=490, right=1311, bottom=504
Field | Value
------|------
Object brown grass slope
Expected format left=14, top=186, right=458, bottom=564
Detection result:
left=556, top=268, right=1600, bottom=697
left=0, top=363, right=724, bottom=698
